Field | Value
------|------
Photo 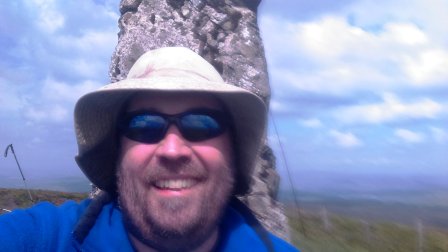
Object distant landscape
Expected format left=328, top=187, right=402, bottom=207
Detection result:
left=2, top=171, right=447, bottom=231
left=280, top=171, right=448, bottom=251
left=287, top=205, right=448, bottom=252
left=2, top=170, right=447, bottom=249
left=280, top=171, right=448, bottom=231
left=2, top=186, right=447, bottom=252
left=0, top=175, right=91, bottom=193
left=0, top=188, right=87, bottom=211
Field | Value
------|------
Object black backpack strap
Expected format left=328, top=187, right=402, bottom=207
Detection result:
left=229, top=197, right=275, bottom=252
left=72, top=191, right=112, bottom=244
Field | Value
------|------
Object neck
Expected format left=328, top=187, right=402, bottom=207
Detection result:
left=129, top=228, right=219, bottom=252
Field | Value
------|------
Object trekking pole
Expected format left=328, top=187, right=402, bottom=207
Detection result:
left=4, top=144, right=34, bottom=202
left=269, top=112, right=308, bottom=237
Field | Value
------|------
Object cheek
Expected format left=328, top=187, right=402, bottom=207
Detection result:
left=192, top=138, right=233, bottom=170
left=119, top=137, right=157, bottom=172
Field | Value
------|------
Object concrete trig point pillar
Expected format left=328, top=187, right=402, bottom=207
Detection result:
left=110, top=0, right=290, bottom=240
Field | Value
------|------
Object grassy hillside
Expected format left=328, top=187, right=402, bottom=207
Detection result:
left=287, top=207, right=448, bottom=252
left=2, top=188, right=448, bottom=251
left=0, top=188, right=88, bottom=212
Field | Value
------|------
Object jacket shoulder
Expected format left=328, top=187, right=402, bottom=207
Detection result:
left=0, top=199, right=91, bottom=251
left=219, top=206, right=300, bottom=251
left=270, top=233, right=300, bottom=251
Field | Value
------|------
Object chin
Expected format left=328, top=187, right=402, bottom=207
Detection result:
left=116, top=160, right=235, bottom=250
left=121, top=189, right=231, bottom=251
left=119, top=180, right=233, bottom=251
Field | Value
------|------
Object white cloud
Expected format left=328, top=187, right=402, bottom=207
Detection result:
left=294, top=16, right=374, bottom=60
left=26, top=29, right=118, bottom=80
left=296, top=17, right=448, bottom=88
left=382, top=22, right=428, bottom=46
left=260, top=1, right=448, bottom=96
left=395, top=128, right=425, bottom=143
left=270, top=100, right=290, bottom=114
left=401, top=49, right=448, bottom=85
left=26, top=0, right=65, bottom=33
left=0, top=0, right=117, bottom=125
left=329, top=130, right=363, bottom=148
left=1, top=76, right=101, bottom=123
left=3, top=0, right=118, bottom=82
left=336, top=93, right=443, bottom=124
left=300, top=118, right=323, bottom=128
left=53, top=30, right=118, bottom=55
left=0, top=80, right=27, bottom=113
left=25, top=104, right=68, bottom=123
left=346, top=0, right=448, bottom=45
left=430, top=127, right=448, bottom=144
left=21, top=77, right=102, bottom=123
left=42, top=78, right=101, bottom=102
left=31, top=137, right=42, bottom=144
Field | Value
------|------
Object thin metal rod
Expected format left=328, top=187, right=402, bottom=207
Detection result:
left=269, top=111, right=307, bottom=237
left=4, top=144, right=34, bottom=202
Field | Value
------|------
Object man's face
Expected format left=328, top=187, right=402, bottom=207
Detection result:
left=117, top=92, right=235, bottom=250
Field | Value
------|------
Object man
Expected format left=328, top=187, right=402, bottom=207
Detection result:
left=0, top=47, right=298, bottom=251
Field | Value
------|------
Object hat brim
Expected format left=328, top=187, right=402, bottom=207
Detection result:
left=74, top=77, right=267, bottom=195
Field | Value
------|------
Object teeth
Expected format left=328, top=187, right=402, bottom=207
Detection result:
left=155, top=179, right=196, bottom=190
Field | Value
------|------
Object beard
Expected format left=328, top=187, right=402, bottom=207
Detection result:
left=116, top=161, right=234, bottom=251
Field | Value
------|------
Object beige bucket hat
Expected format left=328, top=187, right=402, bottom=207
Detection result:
left=74, top=47, right=267, bottom=195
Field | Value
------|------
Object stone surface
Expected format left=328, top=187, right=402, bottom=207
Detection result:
left=109, top=0, right=290, bottom=240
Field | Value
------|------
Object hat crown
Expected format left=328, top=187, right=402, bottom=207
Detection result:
left=127, top=47, right=224, bottom=83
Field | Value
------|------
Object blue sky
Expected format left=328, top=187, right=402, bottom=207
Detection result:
left=1, top=0, right=447, bottom=191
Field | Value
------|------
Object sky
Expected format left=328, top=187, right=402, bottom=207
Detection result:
left=0, top=0, right=447, bottom=192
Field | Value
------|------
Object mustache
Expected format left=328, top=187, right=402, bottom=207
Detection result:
left=116, top=160, right=235, bottom=187
left=141, top=162, right=208, bottom=184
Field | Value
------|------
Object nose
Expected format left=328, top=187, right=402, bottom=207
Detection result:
left=155, top=125, right=192, bottom=164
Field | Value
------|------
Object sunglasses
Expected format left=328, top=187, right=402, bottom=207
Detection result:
left=119, top=108, right=229, bottom=143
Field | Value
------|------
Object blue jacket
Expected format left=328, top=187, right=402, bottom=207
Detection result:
left=0, top=199, right=299, bottom=251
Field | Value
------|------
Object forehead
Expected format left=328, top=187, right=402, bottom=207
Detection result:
left=126, top=92, right=223, bottom=114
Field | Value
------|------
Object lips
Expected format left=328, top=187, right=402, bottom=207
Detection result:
left=153, top=179, right=198, bottom=190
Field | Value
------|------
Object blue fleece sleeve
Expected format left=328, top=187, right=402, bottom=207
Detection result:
left=218, top=206, right=300, bottom=251
left=270, top=233, right=300, bottom=252
left=0, top=200, right=89, bottom=251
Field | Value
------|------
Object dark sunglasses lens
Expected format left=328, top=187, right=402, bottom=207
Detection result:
left=180, top=114, right=223, bottom=141
left=125, top=114, right=166, bottom=143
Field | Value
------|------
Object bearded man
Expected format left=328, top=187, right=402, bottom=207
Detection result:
left=0, top=47, right=298, bottom=252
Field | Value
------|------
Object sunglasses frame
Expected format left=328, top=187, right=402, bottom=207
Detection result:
left=118, top=108, right=230, bottom=143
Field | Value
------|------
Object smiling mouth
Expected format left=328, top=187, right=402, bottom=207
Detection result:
left=153, top=179, right=198, bottom=191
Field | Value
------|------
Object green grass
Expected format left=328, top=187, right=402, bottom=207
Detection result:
left=3, top=188, right=448, bottom=251
left=287, top=208, right=448, bottom=252
left=0, top=188, right=88, bottom=211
